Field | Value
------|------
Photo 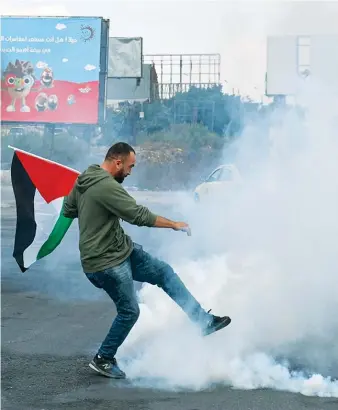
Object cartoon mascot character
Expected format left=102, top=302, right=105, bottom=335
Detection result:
left=40, top=67, right=54, bottom=88
left=2, top=59, right=36, bottom=112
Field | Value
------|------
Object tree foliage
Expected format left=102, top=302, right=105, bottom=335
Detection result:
left=1, top=86, right=263, bottom=186
left=101, top=85, right=258, bottom=149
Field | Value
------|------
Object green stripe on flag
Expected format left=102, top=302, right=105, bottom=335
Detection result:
left=37, top=199, right=74, bottom=260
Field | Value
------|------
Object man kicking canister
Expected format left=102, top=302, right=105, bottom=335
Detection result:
left=63, top=142, right=231, bottom=379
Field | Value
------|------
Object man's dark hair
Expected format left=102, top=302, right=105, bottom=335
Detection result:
left=105, top=142, right=135, bottom=161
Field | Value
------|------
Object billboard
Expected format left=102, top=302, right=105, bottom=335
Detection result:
left=1, top=16, right=108, bottom=124
left=106, top=64, right=153, bottom=104
left=266, top=36, right=299, bottom=96
left=266, top=35, right=338, bottom=96
left=108, top=37, right=142, bottom=78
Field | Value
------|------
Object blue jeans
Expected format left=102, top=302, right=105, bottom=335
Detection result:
left=85, top=243, right=211, bottom=360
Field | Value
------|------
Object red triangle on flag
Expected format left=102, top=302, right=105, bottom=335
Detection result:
left=11, top=147, right=80, bottom=203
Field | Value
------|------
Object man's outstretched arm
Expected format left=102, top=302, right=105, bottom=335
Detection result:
left=98, top=180, right=190, bottom=232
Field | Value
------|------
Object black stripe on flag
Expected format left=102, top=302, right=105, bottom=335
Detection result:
left=11, top=153, right=37, bottom=272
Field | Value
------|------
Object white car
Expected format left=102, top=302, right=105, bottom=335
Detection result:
left=193, top=164, right=242, bottom=203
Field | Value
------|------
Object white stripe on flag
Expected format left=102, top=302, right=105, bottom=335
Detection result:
left=22, top=193, right=64, bottom=268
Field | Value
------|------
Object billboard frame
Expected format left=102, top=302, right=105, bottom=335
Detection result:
left=143, top=53, right=221, bottom=99
left=0, top=15, right=110, bottom=127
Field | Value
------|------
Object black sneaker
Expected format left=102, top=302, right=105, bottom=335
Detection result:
left=202, top=311, right=231, bottom=336
left=89, top=354, right=126, bottom=379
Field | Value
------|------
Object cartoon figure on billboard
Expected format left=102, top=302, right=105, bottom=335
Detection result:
left=40, top=67, right=54, bottom=88
left=35, top=93, right=49, bottom=112
left=2, top=60, right=38, bottom=113
left=35, top=93, right=59, bottom=112
left=67, top=95, right=76, bottom=105
left=47, top=95, right=58, bottom=111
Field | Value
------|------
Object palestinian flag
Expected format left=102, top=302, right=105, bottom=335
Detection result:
left=9, top=146, right=80, bottom=272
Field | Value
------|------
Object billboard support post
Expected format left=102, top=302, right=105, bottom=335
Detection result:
left=99, top=19, right=110, bottom=124
left=44, top=124, right=55, bottom=159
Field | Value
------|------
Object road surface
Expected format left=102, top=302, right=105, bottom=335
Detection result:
left=1, top=186, right=337, bottom=410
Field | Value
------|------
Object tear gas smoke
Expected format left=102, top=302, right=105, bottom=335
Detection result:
left=116, top=81, right=338, bottom=397
left=7, top=78, right=338, bottom=398
left=3, top=1, right=338, bottom=397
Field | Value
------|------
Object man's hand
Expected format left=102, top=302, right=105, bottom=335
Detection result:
left=173, top=222, right=191, bottom=236
left=154, top=216, right=191, bottom=235
left=172, top=221, right=189, bottom=231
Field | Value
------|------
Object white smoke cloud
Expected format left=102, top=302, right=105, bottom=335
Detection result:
left=62, top=58, right=68, bottom=63
left=116, top=79, right=338, bottom=397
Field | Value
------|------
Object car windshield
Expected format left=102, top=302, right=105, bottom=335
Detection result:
left=206, top=167, right=234, bottom=182
left=219, top=168, right=233, bottom=181
left=207, top=168, right=222, bottom=182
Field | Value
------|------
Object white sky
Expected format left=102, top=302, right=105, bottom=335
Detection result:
left=2, top=1, right=338, bottom=100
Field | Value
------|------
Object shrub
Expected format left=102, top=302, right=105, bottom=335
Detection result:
left=136, top=123, right=224, bottom=151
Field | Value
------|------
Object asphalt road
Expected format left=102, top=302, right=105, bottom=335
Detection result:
left=1, top=186, right=338, bottom=410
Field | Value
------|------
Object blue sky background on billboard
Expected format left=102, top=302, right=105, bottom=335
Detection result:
left=1, top=17, right=102, bottom=83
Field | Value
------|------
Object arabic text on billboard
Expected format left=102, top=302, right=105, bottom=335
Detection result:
left=1, top=17, right=102, bottom=124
